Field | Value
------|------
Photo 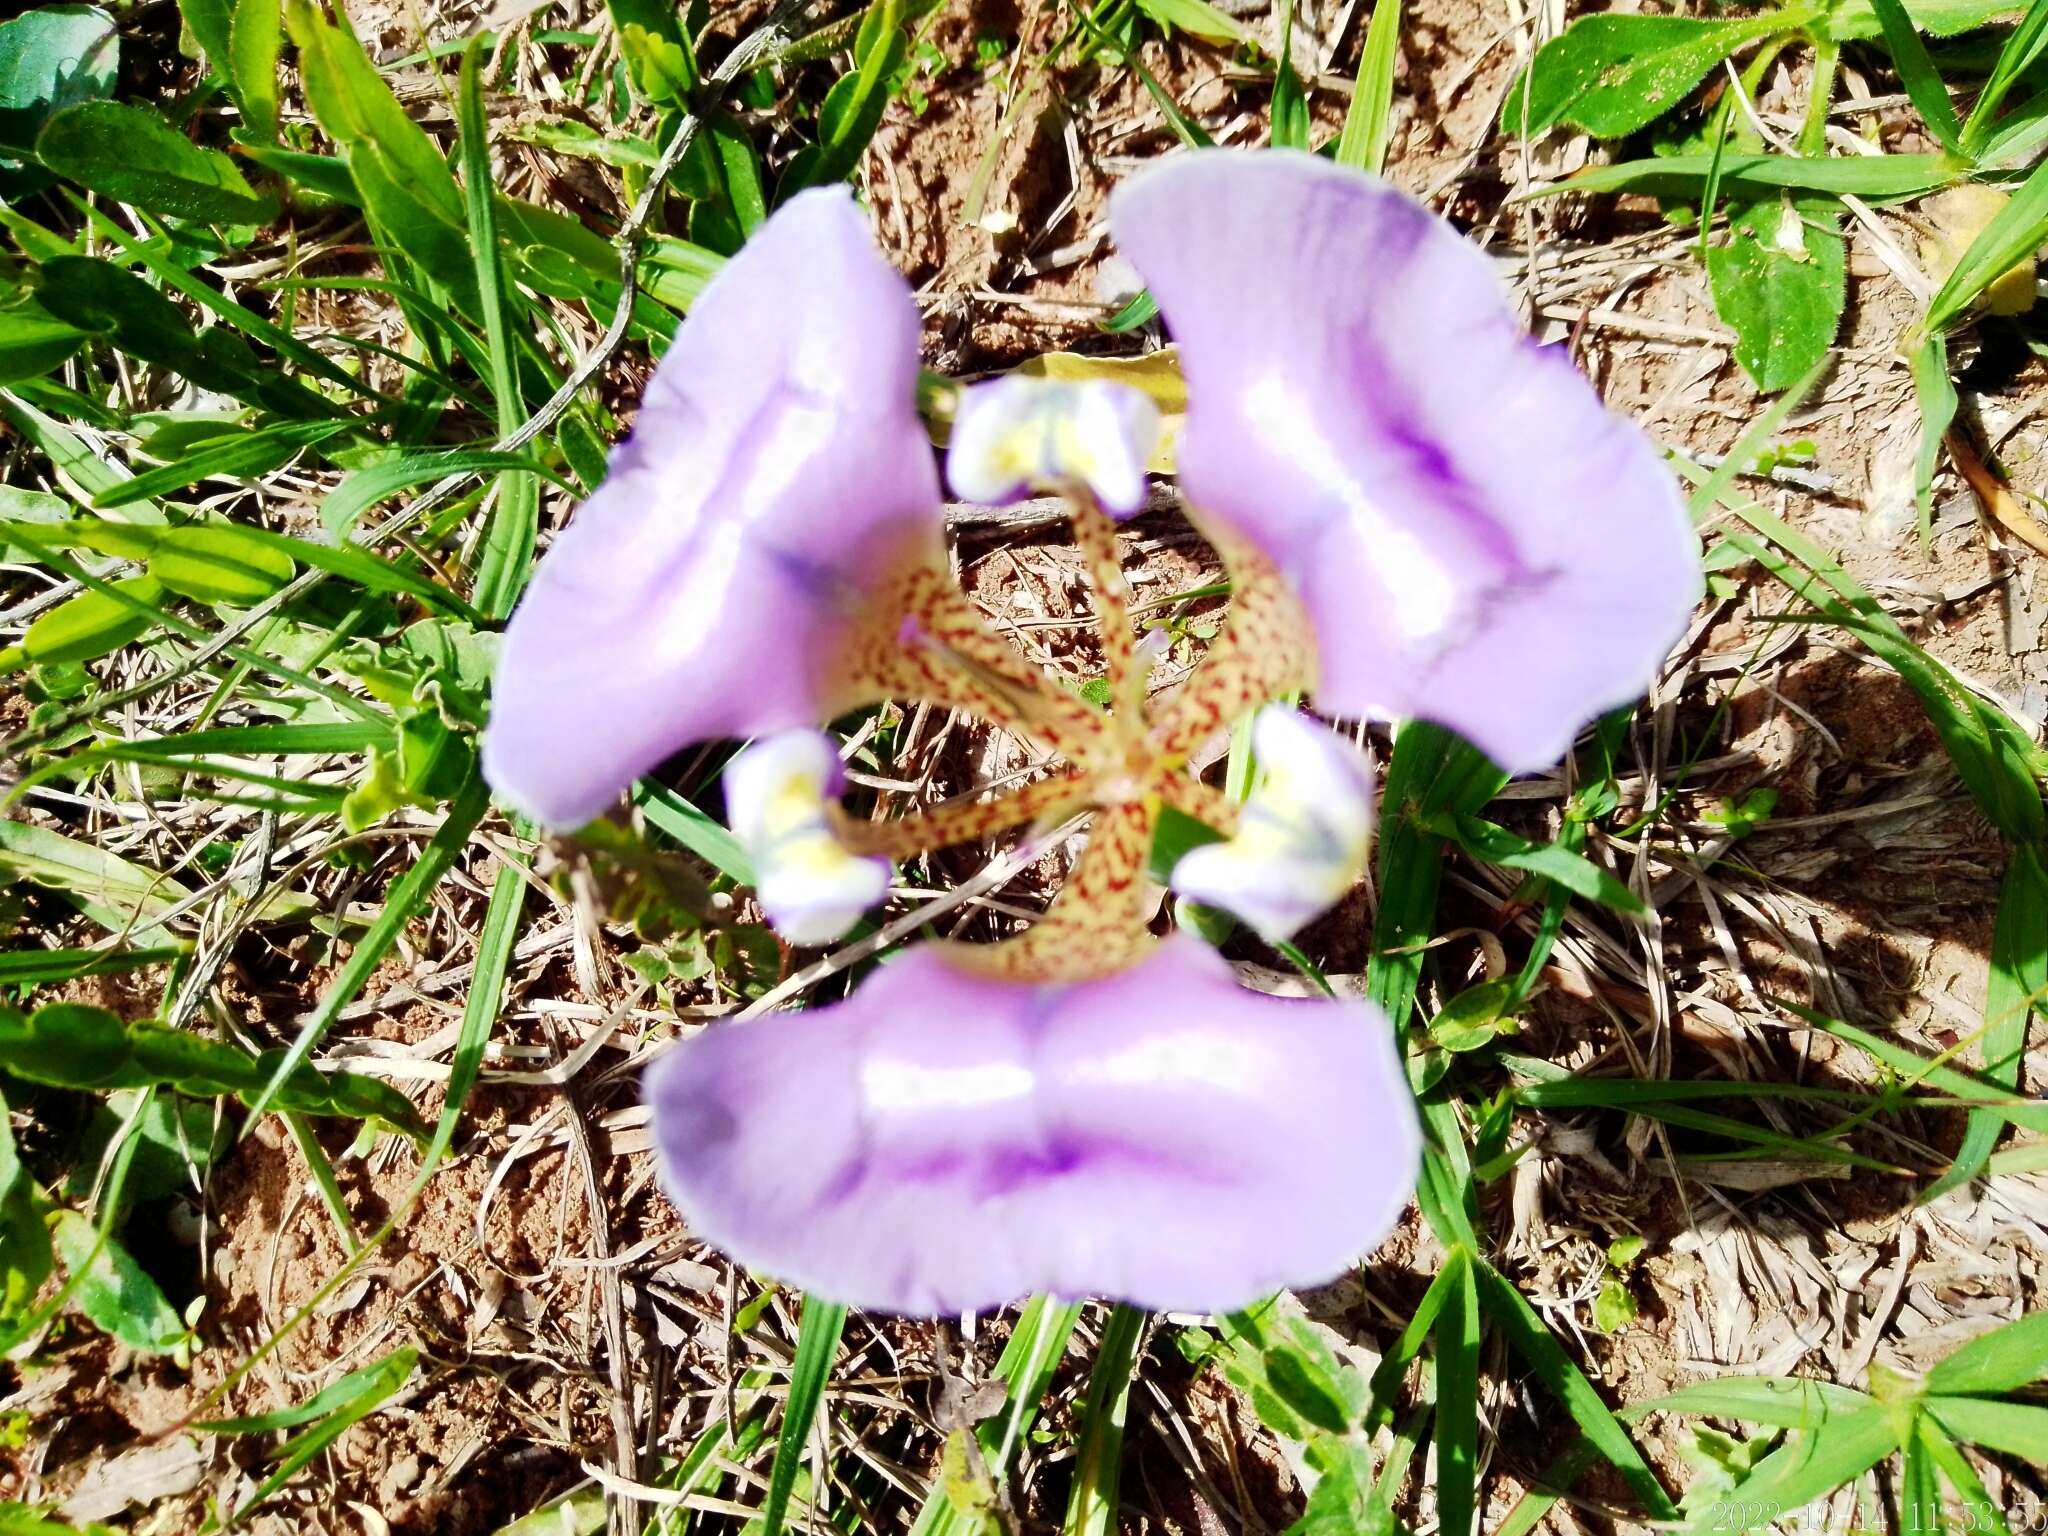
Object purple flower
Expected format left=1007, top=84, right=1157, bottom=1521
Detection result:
left=1111, top=150, right=1701, bottom=774
left=483, top=188, right=942, bottom=830
left=648, top=934, right=1417, bottom=1315
left=483, top=151, right=1704, bottom=1319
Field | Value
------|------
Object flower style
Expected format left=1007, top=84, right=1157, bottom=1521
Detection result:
left=484, top=149, right=1700, bottom=1316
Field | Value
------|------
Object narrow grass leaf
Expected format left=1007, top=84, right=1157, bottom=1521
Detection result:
left=245, top=773, right=489, bottom=1119
left=1062, top=1305, right=1145, bottom=1536
left=223, top=1346, right=419, bottom=1525
left=0, top=944, right=187, bottom=986
left=1435, top=1255, right=1481, bottom=1536
left=459, top=36, right=537, bottom=619
left=1475, top=1261, right=1677, bottom=1518
left=1866, top=0, right=1965, bottom=151
left=758, top=1295, right=846, bottom=1536
left=1931, top=844, right=2047, bottom=1199
left=322, top=450, right=560, bottom=537
left=1335, top=0, right=1401, bottom=173
left=0, top=821, right=191, bottom=940
left=1641, top=1375, right=1870, bottom=1427
left=1915, top=1413, right=2013, bottom=1536
left=1925, top=153, right=2048, bottom=331
left=1534, top=151, right=1957, bottom=201
left=1910, top=332, right=1959, bottom=534
left=1961, top=0, right=2048, bottom=151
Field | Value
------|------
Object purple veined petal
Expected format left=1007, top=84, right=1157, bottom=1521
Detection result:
left=483, top=188, right=944, bottom=829
left=948, top=376, right=1161, bottom=516
left=1111, top=149, right=1703, bottom=774
left=647, top=933, right=1419, bottom=1316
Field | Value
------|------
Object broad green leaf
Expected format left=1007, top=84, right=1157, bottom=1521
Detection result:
left=177, top=0, right=232, bottom=77
left=228, top=0, right=283, bottom=140
left=786, top=0, right=910, bottom=191
left=50, top=1209, right=187, bottom=1354
left=1925, top=1394, right=2048, bottom=1459
left=1288, top=1436, right=1382, bottom=1536
left=0, top=574, right=164, bottom=672
left=0, top=297, right=87, bottom=384
left=35, top=100, right=273, bottom=223
left=1680, top=1403, right=1897, bottom=1532
left=1926, top=1310, right=2048, bottom=1396
left=1133, top=0, right=1250, bottom=43
left=285, top=0, right=476, bottom=309
left=0, top=5, right=117, bottom=158
left=1706, top=194, right=1846, bottom=392
left=1826, top=0, right=2022, bottom=39
left=1501, top=13, right=1794, bottom=138
left=0, top=1087, right=55, bottom=1325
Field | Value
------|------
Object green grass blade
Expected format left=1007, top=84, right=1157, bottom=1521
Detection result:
left=0, top=943, right=188, bottom=986
left=222, top=1346, right=420, bottom=1526
left=1910, top=332, right=1959, bottom=536
left=1366, top=721, right=1507, bottom=1027
left=1929, top=844, right=2046, bottom=1199
left=460, top=36, right=538, bottom=620
left=1866, top=0, right=1964, bottom=152
left=1915, top=1412, right=2012, bottom=1536
left=911, top=1294, right=1082, bottom=1536
left=1474, top=1260, right=1677, bottom=1518
left=244, top=773, right=490, bottom=1119
left=758, top=1294, right=847, bottom=1536
left=1961, top=0, right=2048, bottom=151
left=1435, top=1254, right=1481, bottom=1536
left=1925, top=152, right=2048, bottom=331
left=1335, top=0, right=1401, bottom=173
left=1061, top=1305, right=1146, bottom=1536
